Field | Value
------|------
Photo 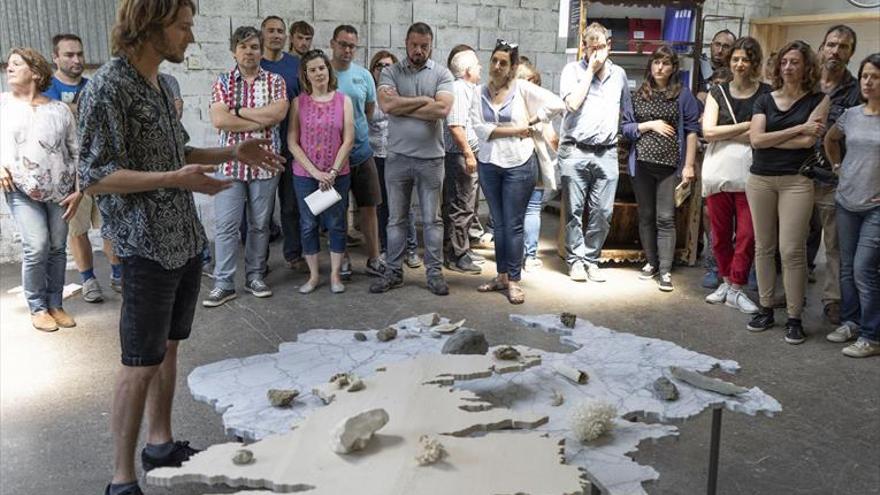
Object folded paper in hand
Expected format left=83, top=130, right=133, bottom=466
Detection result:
left=304, top=186, right=342, bottom=216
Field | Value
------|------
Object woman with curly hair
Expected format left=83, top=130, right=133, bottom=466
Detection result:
left=745, top=40, right=830, bottom=344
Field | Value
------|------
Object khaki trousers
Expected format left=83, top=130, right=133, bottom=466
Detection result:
left=746, top=174, right=814, bottom=318
left=814, top=184, right=840, bottom=304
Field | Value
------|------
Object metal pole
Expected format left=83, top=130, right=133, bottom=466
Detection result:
left=707, top=407, right=723, bottom=495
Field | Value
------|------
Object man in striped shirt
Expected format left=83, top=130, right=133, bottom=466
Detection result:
left=204, top=26, right=289, bottom=307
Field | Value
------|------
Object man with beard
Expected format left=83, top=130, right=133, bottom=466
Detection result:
left=44, top=33, right=124, bottom=303
left=807, top=25, right=862, bottom=326
left=697, top=29, right=736, bottom=102
left=78, top=2, right=284, bottom=493
left=370, top=22, right=454, bottom=296
left=288, top=20, right=314, bottom=59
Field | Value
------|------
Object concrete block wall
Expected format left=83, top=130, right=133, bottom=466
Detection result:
left=0, top=0, right=813, bottom=263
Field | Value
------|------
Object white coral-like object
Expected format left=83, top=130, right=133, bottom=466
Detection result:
left=415, top=435, right=447, bottom=466
left=570, top=400, right=616, bottom=443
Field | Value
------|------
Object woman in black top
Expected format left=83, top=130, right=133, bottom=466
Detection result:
left=746, top=40, right=830, bottom=343
left=701, top=37, right=771, bottom=314
left=621, top=45, right=701, bottom=292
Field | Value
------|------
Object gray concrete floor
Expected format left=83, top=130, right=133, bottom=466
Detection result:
left=1, top=211, right=878, bottom=495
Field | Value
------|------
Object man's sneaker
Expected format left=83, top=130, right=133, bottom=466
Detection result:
left=705, top=282, right=730, bottom=304
left=141, top=440, right=200, bottom=472
left=445, top=256, right=481, bottom=274
left=701, top=269, right=720, bottom=289
left=747, top=308, right=775, bottom=332
left=658, top=273, right=673, bottom=292
left=110, top=276, right=123, bottom=293
left=569, top=261, right=587, bottom=282
left=523, top=256, right=543, bottom=272
left=725, top=288, right=760, bottom=314
left=404, top=251, right=422, bottom=269
left=823, top=302, right=841, bottom=325
left=842, top=338, right=880, bottom=358
left=341, top=255, right=353, bottom=281
left=784, top=318, right=806, bottom=345
left=365, top=257, right=386, bottom=277
left=467, top=249, right=486, bottom=264
left=426, top=275, right=450, bottom=296
left=202, top=288, right=236, bottom=307
left=82, top=277, right=104, bottom=303
left=639, top=263, right=659, bottom=280
left=369, top=274, right=403, bottom=293
left=586, top=263, right=606, bottom=282
left=104, top=484, right=144, bottom=495
left=244, top=279, right=272, bottom=298
left=826, top=322, right=859, bottom=343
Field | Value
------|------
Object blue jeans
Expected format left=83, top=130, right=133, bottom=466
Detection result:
left=212, top=175, right=281, bottom=290
left=384, top=153, right=445, bottom=277
left=524, top=188, right=545, bottom=259
left=5, top=192, right=68, bottom=312
left=478, top=155, right=538, bottom=281
left=294, top=173, right=351, bottom=254
left=375, top=156, right=417, bottom=254
left=837, top=204, right=880, bottom=343
left=558, top=145, right=619, bottom=266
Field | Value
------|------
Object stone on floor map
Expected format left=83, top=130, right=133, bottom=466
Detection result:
left=377, top=326, right=398, bottom=342
left=415, top=435, right=448, bottom=466
left=571, top=400, right=616, bottom=443
left=560, top=312, right=577, bottom=328
left=493, top=346, right=521, bottom=360
left=266, top=389, right=299, bottom=408
left=232, top=449, right=254, bottom=465
left=354, top=332, right=367, bottom=342
left=669, top=366, right=748, bottom=396
left=652, top=377, right=679, bottom=401
left=417, top=313, right=441, bottom=328
left=330, top=408, right=390, bottom=454
left=441, top=329, right=488, bottom=355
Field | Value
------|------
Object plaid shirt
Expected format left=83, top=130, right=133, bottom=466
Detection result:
left=211, top=66, right=286, bottom=181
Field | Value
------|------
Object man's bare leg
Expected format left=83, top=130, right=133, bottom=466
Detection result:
left=145, top=340, right=178, bottom=444
left=110, top=363, right=160, bottom=483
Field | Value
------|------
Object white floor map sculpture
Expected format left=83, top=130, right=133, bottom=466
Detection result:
left=148, top=314, right=782, bottom=494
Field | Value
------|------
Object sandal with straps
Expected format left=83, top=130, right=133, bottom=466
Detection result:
left=507, top=284, right=525, bottom=305
left=477, top=276, right=508, bottom=293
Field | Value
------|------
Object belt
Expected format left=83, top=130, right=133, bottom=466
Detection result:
left=563, top=140, right=616, bottom=152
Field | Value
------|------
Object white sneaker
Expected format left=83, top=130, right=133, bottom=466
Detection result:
left=725, top=288, right=759, bottom=314
left=705, top=282, right=730, bottom=304
left=585, top=263, right=606, bottom=282
left=827, top=322, right=859, bottom=343
left=842, top=338, right=880, bottom=358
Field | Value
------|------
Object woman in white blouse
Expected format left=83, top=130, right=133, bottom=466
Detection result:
left=1, top=48, right=81, bottom=332
left=470, top=40, right=565, bottom=304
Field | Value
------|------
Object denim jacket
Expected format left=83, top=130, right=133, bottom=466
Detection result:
left=621, top=85, right=701, bottom=177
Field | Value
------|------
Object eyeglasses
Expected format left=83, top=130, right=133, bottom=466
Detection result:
left=373, top=62, right=392, bottom=70
left=335, top=40, right=358, bottom=51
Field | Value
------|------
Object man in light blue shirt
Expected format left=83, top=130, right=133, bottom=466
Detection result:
left=558, top=22, right=631, bottom=283
left=330, top=25, right=384, bottom=277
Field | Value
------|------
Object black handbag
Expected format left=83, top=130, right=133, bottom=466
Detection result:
left=799, top=150, right=838, bottom=186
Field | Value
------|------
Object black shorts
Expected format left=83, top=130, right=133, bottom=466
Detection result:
left=119, top=255, right=201, bottom=367
left=349, top=157, right=382, bottom=207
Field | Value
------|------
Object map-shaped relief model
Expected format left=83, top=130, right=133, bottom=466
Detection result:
left=163, top=314, right=781, bottom=495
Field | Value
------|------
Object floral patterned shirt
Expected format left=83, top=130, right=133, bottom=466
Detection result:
left=0, top=93, right=78, bottom=203
left=78, top=56, right=206, bottom=270
left=211, top=66, right=286, bottom=181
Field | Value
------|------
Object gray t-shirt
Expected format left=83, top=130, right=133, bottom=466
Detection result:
left=378, top=58, right=454, bottom=159
left=835, top=105, right=880, bottom=212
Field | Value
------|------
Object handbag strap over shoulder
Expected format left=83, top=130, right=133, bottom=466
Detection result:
left=718, top=85, right=738, bottom=125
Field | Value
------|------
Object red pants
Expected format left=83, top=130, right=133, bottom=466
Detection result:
left=706, top=192, right=754, bottom=286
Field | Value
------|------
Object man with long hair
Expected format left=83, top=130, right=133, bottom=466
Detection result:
left=77, top=2, right=283, bottom=493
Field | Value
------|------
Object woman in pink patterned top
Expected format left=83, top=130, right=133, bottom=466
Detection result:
left=288, top=49, right=354, bottom=294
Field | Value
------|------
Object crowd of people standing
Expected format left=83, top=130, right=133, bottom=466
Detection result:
left=1, top=1, right=877, bottom=494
